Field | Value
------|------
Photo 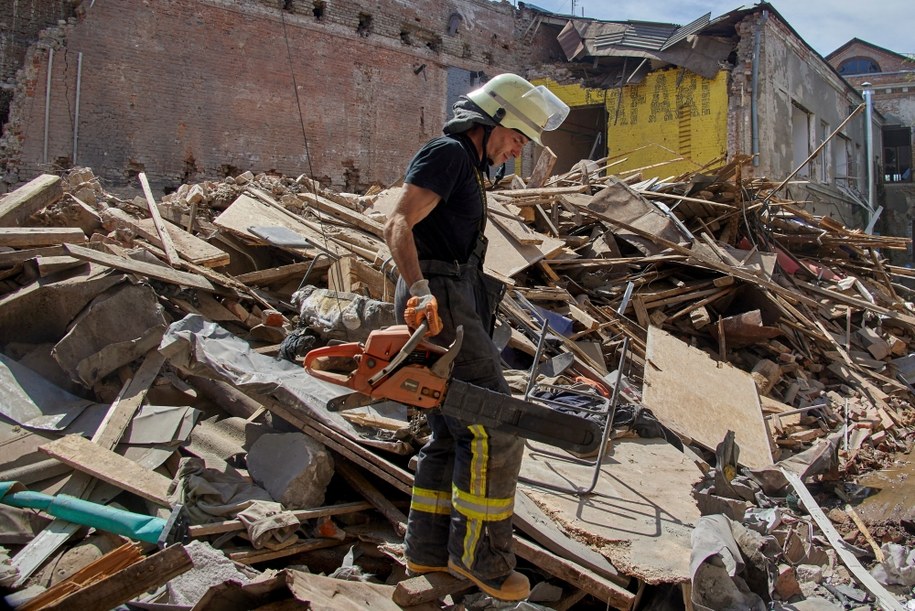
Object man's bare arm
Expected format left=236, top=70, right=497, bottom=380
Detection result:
left=383, top=183, right=441, bottom=287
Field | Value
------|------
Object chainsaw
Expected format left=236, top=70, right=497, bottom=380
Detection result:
left=303, top=321, right=602, bottom=454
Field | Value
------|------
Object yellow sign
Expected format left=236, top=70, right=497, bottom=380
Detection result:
left=537, top=69, right=728, bottom=179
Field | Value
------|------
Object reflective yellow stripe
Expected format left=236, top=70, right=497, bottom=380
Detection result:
left=463, top=425, right=488, bottom=568
left=411, top=486, right=451, bottom=516
left=453, top=485, right=515, bottom=522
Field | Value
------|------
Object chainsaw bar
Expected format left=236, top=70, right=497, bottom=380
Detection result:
left=441, top=380, right=602, bottom=454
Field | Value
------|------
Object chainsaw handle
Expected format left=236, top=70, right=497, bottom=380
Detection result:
left=302, top=342, right=363, bottom=383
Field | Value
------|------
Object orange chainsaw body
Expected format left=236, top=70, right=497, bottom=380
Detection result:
left=303, top=324, right=450, bottom=409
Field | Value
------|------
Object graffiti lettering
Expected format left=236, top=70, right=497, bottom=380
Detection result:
left=649, top=75, right=673, bottom=123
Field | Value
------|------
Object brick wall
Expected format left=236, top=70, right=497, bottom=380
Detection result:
left=1, top=0, right=531, bottom=192
left=0, top=0, right=74, bottom=127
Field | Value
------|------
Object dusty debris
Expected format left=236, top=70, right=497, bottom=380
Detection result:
left=0, top=160, right=913, bottom=609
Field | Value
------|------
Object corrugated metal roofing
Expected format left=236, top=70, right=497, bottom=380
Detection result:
left=661, top=12, right=711, bottom=51
left=594, top=21, right=678, bottom=51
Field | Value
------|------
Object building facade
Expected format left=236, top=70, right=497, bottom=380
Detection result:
left=827, top=39, right=915, bottom=264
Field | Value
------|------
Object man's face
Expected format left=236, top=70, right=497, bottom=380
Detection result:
left=486, top=126, right=530, bottom=167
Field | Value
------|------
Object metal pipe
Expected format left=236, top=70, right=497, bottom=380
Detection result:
left=751, top=10, right=768, bottom=167
left=72, top=51, right=83, bottom=164
left=863, top=83, right=875, bottom=214
left=43, top=47, right=53, bottom=164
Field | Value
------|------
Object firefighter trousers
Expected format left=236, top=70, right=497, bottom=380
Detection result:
left=396, top=262, right=523, bottom=581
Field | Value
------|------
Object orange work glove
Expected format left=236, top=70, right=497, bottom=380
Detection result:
left=404, top=279, right=443, bottom=336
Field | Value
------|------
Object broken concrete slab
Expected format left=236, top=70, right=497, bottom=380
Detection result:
left=52, top=281, right=168, bottom=387
left=247, top=432, right=335, bottom=509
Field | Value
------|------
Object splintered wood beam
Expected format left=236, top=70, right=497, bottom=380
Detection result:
left=0, top=174, right=63, bottom=227
left=138, top=172, right=181, bottom=266
left=27, top=544, right=192, bottom=611
left=63, top=243, right=215, bottom=291
left=0, top=227, right=86, bottom=248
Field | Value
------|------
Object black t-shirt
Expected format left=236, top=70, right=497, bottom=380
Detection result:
left=404, top=134, right=484, bottom=263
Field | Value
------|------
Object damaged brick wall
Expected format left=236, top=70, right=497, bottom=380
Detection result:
left=0, top=0, right=528, bottom=192
left=0, top=0, right=74, bottom=127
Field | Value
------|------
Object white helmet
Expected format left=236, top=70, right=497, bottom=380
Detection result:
left=466, top=73, right=569, bottom=145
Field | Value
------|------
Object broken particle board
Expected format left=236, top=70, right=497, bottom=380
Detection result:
left=519, top=437, right=702, bottom=585
left=214, top=193, right=347, bottom=258
left=643, top=326, right=774, bottom=469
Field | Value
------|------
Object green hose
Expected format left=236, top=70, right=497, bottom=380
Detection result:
left=0, top=481, right=167, bottom=544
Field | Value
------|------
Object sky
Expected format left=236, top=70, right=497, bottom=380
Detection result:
left=532, top=0, right=913, bottom=58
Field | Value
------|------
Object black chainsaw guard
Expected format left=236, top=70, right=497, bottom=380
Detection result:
left=441, top=380, right=602, bottom=454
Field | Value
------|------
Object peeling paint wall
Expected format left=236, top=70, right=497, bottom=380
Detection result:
left=540, top=71, right=729, bottom=180
left=740, top=14, right=869, bottom=226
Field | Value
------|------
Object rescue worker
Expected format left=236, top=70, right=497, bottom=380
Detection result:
left=383, top=73, right=569, bottom=601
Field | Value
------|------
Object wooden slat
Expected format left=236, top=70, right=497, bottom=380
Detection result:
left=0, top=227, right=86, bottom=248
left=63, top=243, right=215, bottom=291
left=0, top=174, right=63, bottom=227
left=101, top=207, right=229, bottom=267
left=39, top=434, right=172, bottom=506
left=138, top=172, right=181, bottom=265
left=36, top=544, right=192, bottom=611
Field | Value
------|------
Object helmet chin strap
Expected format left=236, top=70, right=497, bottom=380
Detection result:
left=480, top=125, right=494, bottom=172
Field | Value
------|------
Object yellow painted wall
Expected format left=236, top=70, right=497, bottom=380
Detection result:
left=536, top=69, right=729, bottom=180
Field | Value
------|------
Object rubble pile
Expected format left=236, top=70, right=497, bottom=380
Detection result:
left=0, top=159, right=913, bottom=610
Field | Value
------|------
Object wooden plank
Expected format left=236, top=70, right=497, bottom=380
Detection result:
left=233, top=260, right=329, bottom=286
left=138, top=172, right=181, bottom=265
left=0, top=245, right=67, bottom=267
left=299, top=192, right=385, bottom=238
left=62, top=243, right=215, bottom=291
left=513, top=537, right=634, bottom=610
left=493, top=185, right=589, bottom=201
left=336, top=460, right=407, bottom=536
left=643, top=326, right=773, bottom=468
left=214, top=193, right=346, bottom=258
left=39, top=435, right=172, bottom=506
left=0, top=174, right=63, bottom=227
left=189, top=501, right=372, bottom=537
left=36, top=544, right=192, bottom=611
left=782, top=470, right=905, bottom=611
left=488, top=199, right=543, bottom=245
left=228, top=538, right=342, bottom=564
left=0, top=227, right=86, bottom=248
left=101, top=207, right=229, bottom=267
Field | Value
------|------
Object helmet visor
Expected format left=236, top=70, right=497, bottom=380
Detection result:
left=523, top=86, right=570, bottom=132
